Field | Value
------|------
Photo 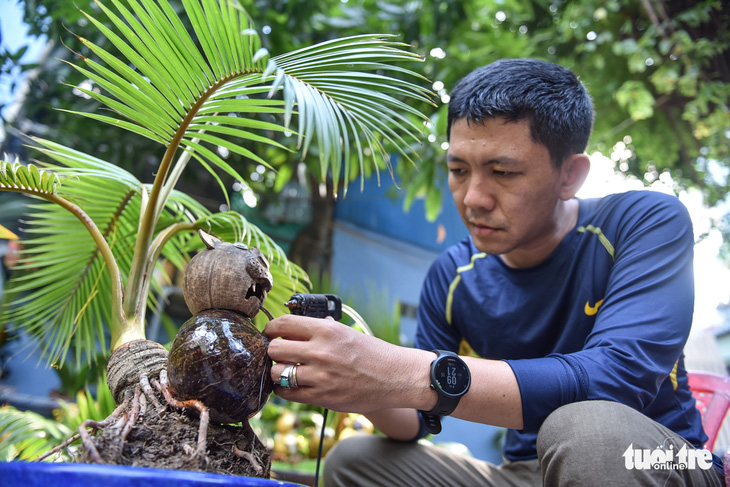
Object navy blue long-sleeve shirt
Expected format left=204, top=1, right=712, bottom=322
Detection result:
left=415, top=190, right=705, bottom=462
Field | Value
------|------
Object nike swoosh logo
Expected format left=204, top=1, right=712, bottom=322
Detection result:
left=584, top=299, right=604, bottom=316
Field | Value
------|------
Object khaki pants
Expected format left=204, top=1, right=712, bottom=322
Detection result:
left=323, top=401, right=724, bottom=486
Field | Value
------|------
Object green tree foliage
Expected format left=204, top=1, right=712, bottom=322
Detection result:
left=2, top=0, right=728, bottom=234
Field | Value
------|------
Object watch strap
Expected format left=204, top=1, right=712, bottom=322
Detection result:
left=421, top=410, right=443, bottom=435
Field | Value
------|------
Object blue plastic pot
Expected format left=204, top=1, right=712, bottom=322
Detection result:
left=0, top=461, right=304, bottom=487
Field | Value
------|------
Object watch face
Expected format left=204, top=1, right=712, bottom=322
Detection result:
left=434, top=356, right=470, bottom=396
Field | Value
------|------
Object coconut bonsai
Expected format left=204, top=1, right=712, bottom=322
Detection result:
left=0, top=0, right=431, bottom=477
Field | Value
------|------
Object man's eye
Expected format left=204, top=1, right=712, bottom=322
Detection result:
left=493, top=170, right=515, bottom=177
left=449, top=168, right=466, bottom=175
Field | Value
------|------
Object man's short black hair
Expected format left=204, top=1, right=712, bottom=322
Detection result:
left=447, top=58, right=594, bottom=168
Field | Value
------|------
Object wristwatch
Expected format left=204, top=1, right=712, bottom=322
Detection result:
left=419, top=350, right=471, bottom=435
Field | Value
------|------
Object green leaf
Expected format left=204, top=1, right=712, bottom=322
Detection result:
left=424, top=182, right=442, bottom=222
left=615, top=80, right=655, bottom=120
left=0, top=406, right=73, bottom=462
left=2, top=147, right=142, bottom=367
left=0, top=160, right=61, bottom=195
left=68, top=0, right=431, bottom=187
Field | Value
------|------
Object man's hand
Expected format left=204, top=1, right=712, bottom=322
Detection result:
left=265, top=314, right=434, bottom=413
left=265, top=314, right=525, bottom=435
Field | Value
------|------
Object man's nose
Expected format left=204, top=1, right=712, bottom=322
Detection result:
left=463, top=176, right=496, bottom=212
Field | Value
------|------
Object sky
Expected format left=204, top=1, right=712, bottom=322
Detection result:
left=0, top=0, right=48, bottom=126
left=1, top=0, right=728, bottom=334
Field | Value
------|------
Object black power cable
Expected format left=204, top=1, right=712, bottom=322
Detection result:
left=314, top=407, right=328, bottom=487
left=286, top=294, right=343, bottom=487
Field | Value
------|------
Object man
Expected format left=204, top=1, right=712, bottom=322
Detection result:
left=264, top=58, right=724, bottom=486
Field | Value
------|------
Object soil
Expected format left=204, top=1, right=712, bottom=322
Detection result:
left=83, top=406, right=270, bottom=478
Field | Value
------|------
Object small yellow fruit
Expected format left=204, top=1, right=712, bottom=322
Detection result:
left=307, top=426, right=336, bottom=458
left=352, top=415, right=374, bottom=434
left=337, top=426, right=358, bottom=441
left=273, top=432, right=289, bottom=455
left=275, top=410, right=297, bottom=434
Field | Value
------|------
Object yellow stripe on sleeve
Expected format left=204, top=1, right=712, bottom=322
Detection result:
left=670, top=360, right=679, bottom=390
left=445, top=252, right=486, bottom=325
left=577, top=225, right=615, bottom=260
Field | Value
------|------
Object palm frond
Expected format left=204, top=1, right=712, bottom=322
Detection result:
left=0, top=406, right=73, bottom=462
left=31, top=137, right=145, bottom=188
left=2, top=145, right=144, bottom=367
left=66, top=0, right=431, bottom=193
left=70, top=0, right=278, bottom=174
left=2, top=197, right=140, bottom=368
left=0, top=160, right=62, bottom=195
left=268, top=35, right=434, bottom=189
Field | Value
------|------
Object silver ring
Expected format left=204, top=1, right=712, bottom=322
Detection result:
left=290, top=363, right=299, bottom=388
left=280, top=364, right=298, bottom=389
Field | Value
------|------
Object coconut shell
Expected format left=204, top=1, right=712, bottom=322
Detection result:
left=167, top=309, right=274, bottom=423
left=184, top=241, right=273, bottom=318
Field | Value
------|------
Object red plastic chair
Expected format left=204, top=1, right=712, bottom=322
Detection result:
left=687, top=370, right=730, bottom=485
left=688, top=371, right=730, bottom=452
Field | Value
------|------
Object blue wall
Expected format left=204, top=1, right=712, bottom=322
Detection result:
left=334, top=174, right=469, bottom=253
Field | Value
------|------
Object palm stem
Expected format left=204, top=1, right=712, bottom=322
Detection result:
left=157, top=137, right=199, bottom=218
left=123, top=76, right=233, bottom=319
left=134, top=221, right=197, bottom=321
left=2, top=187, right=130, bottom=348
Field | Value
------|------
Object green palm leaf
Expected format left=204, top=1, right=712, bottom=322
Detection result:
left=0, top=406, right=73, bottom=462
left=67, top=0, right=431, bottom=194
left=2, top=142, right=307, bottom=366
left=0, top=159, right=125, bottom=369
left=0, top=160, right=61, bottom=195
left=2, top=182, right=139, bottom=367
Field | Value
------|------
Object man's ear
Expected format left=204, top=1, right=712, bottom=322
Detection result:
left=560, top=153, right=590, bottom=200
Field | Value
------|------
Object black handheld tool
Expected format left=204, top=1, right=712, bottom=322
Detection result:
left=285, top=293, right=342, bottom=321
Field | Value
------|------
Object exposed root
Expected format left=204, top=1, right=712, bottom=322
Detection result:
left=139, top=372, right=162, bottom=410
left=36, top=390, right=135, bottom=463
left=139, top=390, right=148, bottom=417
left=120, top=385, right=141, bottom=443
left=79, top=389, right=134, bottom=463
left=234, top=444, right=263, bottom=476
left=153, top=369, right=210, bottom=463
left=35, top=431, right=82, bottom=462
left=39, top=339, right=270, bottom=477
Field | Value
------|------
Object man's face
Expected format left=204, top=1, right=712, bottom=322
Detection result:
left=447, top=117, right=572, bottom=268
